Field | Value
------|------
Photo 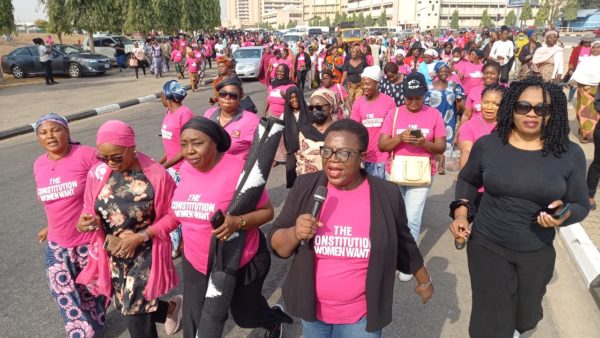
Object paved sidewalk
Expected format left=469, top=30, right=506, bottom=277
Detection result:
left=0, top=67, right=218, bottom=130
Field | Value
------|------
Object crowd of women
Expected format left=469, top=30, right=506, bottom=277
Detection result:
left=32, top=24, right=599, bottom=338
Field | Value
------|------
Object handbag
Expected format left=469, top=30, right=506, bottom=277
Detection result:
left=128, top=55, right=138, bottom=67
left=337, top=84, right=351, bottom=119
left=388, top=107, right=432, bottom=187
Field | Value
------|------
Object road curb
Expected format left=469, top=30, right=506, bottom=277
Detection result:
left=559, top=223, right=600, bottom=309
left=0, top=78, right=214, bottom=141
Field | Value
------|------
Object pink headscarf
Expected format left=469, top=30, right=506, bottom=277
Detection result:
left=96, top=120, right=136, bottom=147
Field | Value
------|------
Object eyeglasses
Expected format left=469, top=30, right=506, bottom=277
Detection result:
left=514, top=101, right=549, bottom=117
left=218, top=91, right=240, bottom=100
left=96, top=147, right=131, bottom=164
left=320, top=146, right=362, bottom=162
left=308, top=104, right=330, bottom=111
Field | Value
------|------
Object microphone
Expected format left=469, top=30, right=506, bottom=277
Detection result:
left=302, top=185, right=328, bottom=246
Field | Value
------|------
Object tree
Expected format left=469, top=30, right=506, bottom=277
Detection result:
left=0, top=0, right=16, bottom=36
left=323, top=16, right=331, bottom=27
left=69, top=0, right=125, bottom=53
left=41, top=0, right=73, bottom=44
left=480, top=9, right=494, bottom=28
left=450, top=10, right=459, bottom=29
left=377, top=9, right=387, bottom=27
left=561, top=0, right=578, bottom=22
left=287, top=20, right=297, bottom=29
left=357, top=13, right=365, bottom=27
left=580, top=0, right=597, bottom=9
left=535, top=0, right=550, bottom=26
left=520, top=0, right=533, bottom=26
left=152, top=0, right=181, bottom=34
left=310, top=16, right=322, bottom=26
left=181, top=0, right=220, bottom=33
left=34, top=19, right=50, bottom=31
left=365, top=14, right=375, bottom=27
left=333, top=12, right=341, bottom=26
left=277, top=23, right=285, bottom=30
left=124, top=0, right=155, bottom=33
left=505, top=10, right=517, bottom=26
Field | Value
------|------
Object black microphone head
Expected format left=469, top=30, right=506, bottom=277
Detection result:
left=314, top=185, right=328, bottom=203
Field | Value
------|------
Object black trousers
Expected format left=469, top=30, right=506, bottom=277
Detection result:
left=467, top=234, right=555, bottom=338
left=499, top=59, right=512, bottom=84
left=181, top=231, right=291, bottom=338
left=43, top=60, right=54, bottom=83
left=126, top=299, right=169, bottom=338
left=587, top=122, right=600, bottom=197
left=297, top=70, right=307, bottom=90
left=207, top=56, right=212, bottom=68
left=134, top=64, right=146, bottom=78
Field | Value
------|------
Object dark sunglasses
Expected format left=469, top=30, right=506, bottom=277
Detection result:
left=218, top=91, right=240, bottom=100
left=96, top=147, right=131, bottom=164
left=514, top=101, right=549, bottom=117
left=320, top=146, right=362, bottom=163
left=308, top=104, right=330, bottom=111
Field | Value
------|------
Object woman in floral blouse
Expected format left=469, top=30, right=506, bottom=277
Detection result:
left=76, top=120, right=182, bottom=338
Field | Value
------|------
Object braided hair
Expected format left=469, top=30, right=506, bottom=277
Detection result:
left=495, top=76, right=570, bottom=157
left=482, top=83, right=508, bottom=98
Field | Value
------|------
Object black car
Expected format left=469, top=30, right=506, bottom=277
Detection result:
left=1, top=44, right=112, bottom=79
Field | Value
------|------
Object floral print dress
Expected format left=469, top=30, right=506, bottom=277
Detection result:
left=95, top=169, right=156, bottom=315
left=425, top=81, right=465, bottom=146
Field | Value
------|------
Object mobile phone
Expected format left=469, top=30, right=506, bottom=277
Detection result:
left=210, top=209, right=225, bottom=229
left=410, top=129, right=422, bottom=138
left=552, top=203, right=571, bottom=220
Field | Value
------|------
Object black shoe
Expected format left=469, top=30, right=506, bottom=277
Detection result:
left=46, top=82, right=54, bottom=85
left=51, top=81, right=58, bottom=84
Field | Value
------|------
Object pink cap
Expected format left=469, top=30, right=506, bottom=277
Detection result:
left=96, top=120, right=136, bottom=147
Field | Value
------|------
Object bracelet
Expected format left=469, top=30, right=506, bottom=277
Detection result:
left=417, top=276, right=432, bottom=289
left=449, top=199, right=475, bottom=223
left=140, top=230, right=149, bottom=242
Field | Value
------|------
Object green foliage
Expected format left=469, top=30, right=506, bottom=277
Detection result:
left=310, top=16, right=322, bottom=26
left=323, top=16, right=331, bottom=27
left=579, top=0, right=597, bottom=9
left=333, top=12, right=341, bottom=26
left=124, top=0, right=154, bottom=33
left=152, top=0, right=181, bottom=34
left=450, top=10, right=459, bottom=29
left=357, top=13, right=365, bottom=27
left=505, top=10, right=517, bottom=26
left=364, top=14, right=375, bottom=27
left=377, top=9, right=387, bottom=27
left=287, top=20, right=297, bottom=29
left=0, top=0, right=16, bottom=35
left=34, top=19, right=50, bottom=31
left=71, top=0, right=125, bottom=33
left=277, top=23, right=285, bottom=30
left=41, top=0, right=73, bottom=41
left=480, top=9, right=494, bottom=28
left=181, top=0, right=220, bottom=32
left=562, top=0, right=579, bottom=21
left=520, top=0, right=533, bottom=25
left=535, top=0, right=550, bottom=26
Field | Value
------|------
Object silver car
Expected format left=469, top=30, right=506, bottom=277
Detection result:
left=233, top=47, right=264, bottom=80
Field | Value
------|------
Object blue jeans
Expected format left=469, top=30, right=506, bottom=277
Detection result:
left=167, top=168, right=182, bottom=249
left=116, top=54, right=126, bottom=69
left=398, top=184, right=432, bottom=243
left=302, top=317, right=382, bottom=338
left=568, top=86, right=576, bottom=103
left=364, top=162, right=385, bottom=180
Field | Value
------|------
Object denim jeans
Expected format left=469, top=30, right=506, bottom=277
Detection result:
left=364, top=162, right=386, bottom=180
left=302, top=317, right=382, bottom=338
left=167, top=168, right=182, bottom=249
left=398, top=183, right=432, bottom=243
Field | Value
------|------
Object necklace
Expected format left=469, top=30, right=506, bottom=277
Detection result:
left=339, top=174, right=365, bottom=191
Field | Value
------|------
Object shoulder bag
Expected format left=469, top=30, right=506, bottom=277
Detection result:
left=389, top=107, right=432, bottom=187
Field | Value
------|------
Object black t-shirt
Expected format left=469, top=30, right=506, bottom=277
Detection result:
left=456, top=133, right=589, bottom=252
left=343, top=59, right=367, bottom=84
left=115, top=43, right=125, bottom=56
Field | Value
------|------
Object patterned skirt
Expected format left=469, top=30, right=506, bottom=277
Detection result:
left=45, top=241, right=106, bottom=338
left=577, top=85, right=599, bottom=141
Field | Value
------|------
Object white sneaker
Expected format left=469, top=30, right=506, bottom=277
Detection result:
left=399, top=272, right=413, bottom=282
left=513, top=330, right=520, bottom=338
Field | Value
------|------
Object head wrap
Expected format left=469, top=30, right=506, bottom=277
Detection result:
left=35, top=112, right=69, bottom=134
left=96, top=120, right=136, bottom=147
left=582, top=33, right=595, bottom=43
left=215, top=76, right=243, bottom=92
left=361, top=65, right=382, bottom=82
left=216, top=56, right=234, bottom=70
left=592, top=40, right=600, bottom=48
left=434, top=62, right=449, bottom=73
left=181, top=116, right=231, bottom=153
left=544, top=30, right=558, bottom=39
left=424, top=49, right=438, bottom=58
left=310, top=88, right=339, bottom=112
left=162, top=80, right=187, bottom=102
left=395, top=49, right=406, bottom=57
left=473, top=49, right=485, bottom=59
left=270, top=64, right=294, bottom=88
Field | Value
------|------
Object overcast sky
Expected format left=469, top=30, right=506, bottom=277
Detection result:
left=12, top=0, right=228, bottom=24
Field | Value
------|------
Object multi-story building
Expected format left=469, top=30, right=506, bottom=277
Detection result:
left=302, top=0, right=348, bottom=23
left=262, top=5, right=305, bottom=26
left=225, top=0, right=261, bottom=28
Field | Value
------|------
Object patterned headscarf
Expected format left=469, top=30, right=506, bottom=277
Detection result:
left=434, top=62, right=450, bottom=73
left=162, top=80, right=187, bottom=102
left=544, top=30, right=558, bottom=39
left=34, top=112, right=79, bottom=144
left=310, top=88, right=339, bottom=112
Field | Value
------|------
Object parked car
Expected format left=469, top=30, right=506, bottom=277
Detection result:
left=82, top=34, right=134, bottom=62
left=1, top=44, right=111, bottom=79
left=233, top=46, right=264, bottom=80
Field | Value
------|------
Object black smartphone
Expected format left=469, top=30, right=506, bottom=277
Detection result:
left=210, top=209, right=225, bottom=229
left=552, top=203, right=571, bottom=220
left=410, top=129, right=422, bottom=138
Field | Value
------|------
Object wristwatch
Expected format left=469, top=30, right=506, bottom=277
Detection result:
left=239, top=216, right=247, bottom=230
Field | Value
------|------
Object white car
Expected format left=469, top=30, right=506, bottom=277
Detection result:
left=82, top=35, right=134, bottom=62
left=234, top=47, right=264, bottom=79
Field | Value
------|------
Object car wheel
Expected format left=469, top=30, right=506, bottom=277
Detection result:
left=68, top=63, right=81, bottom=78
left=11, top=65, right=24, bottom=79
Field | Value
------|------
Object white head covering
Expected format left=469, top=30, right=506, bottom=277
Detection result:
left=424, top=49, right=438, bottom=58
left=570, top=42, right=600, bottom=85
left=361, top=65, right=382, bottom=82
left=395, top=49, right=406, bottom=57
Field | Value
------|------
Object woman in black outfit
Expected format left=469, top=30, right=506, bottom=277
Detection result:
left=449, top=76, right=590, bottom=338
left=586, top=84, right=600, bottom=210
left=341, top=45, right=367, bottom=106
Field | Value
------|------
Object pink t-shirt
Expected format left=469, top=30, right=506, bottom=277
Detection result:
left=458, top=116, right=496, bottom=144
left=350, top=93, right=395, bottom=163
left=366, top=54, right=374, bottom=66
left=171, top=49, right=183, bottom=63
left=172, top=156, right=268, bottom=274
left=204, top=108, right=260, bottom=160
left=267, top=84, right=295, bottom=118
left=34, top=145, right=98, bottom=247
left=185, top=57, right=198, bottom=73
left=380, top=105, right=446, bottom=175
left=460, top=62, right=484, bottom=99
left=297, top=54, right=306, bottom=69
left=179, top=40, right=187, bottom=49
left=269, top=58, right=292, bottom=79
left=314, top=180, right=371, bottom=324
left=162, top=105, right=194, bottom=171
left=465, top=84, right=484, bottom=119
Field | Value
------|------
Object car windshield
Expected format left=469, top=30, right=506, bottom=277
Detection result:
left=283, top=35, right=301, bottom=42
left=112, top=36, right=132, bottom=44
left=54, top=45, right=85, bottom=54
left=343, top=30, right=362, bottom=38
left=233, top=49, right=261, bottom=59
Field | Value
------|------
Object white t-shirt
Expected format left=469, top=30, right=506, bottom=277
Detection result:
left=490, top=40, right=514, bottom=65
left=38, top=45, right=50, bottom=62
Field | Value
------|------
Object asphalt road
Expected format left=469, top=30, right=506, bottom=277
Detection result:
left=1, top=80, right=599, bottom=338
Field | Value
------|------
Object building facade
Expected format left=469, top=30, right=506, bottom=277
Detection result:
left=262, top=5, right=305, bottom=26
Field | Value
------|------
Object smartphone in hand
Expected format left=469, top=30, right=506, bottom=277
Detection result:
left=410, top=129, right=422, bottom=138
left=210, top=209, right=226, bottom=230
